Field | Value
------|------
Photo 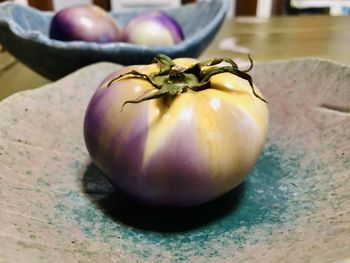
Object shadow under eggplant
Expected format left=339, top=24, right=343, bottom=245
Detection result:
left=82, top=162, right=245, bottom=233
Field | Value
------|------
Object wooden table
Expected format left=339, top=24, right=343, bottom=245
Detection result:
left=1, top=15, right=350, bottom=101
left=203, top=15, right=350, bottom=63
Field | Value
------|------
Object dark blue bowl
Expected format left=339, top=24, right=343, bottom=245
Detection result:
left=0, top=1, right=227, bottom=80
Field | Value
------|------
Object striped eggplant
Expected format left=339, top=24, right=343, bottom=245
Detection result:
left=84, top=54, right=268, bottom=207
left=123, top=11, right=184, bottom=46
left=50, top=5, right=122, bottom=43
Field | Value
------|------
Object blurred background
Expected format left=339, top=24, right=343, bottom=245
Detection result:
left=1, top=0, right=350, bottom=100
left=2, top=0, right=350, bottom=16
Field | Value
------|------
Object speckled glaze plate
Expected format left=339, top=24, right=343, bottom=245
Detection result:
left=0, top=59, right=349, bottom=262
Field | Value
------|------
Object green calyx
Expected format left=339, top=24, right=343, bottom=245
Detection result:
left=107, top=54, right=266, bottom=107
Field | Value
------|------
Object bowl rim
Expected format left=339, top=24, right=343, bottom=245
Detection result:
left=0, top=0, right=227, bottom=52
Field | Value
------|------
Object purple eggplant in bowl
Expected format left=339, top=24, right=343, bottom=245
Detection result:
left=49, top=5, right=122, bottom=43
left=0, top=0, right=227, bottom=80
left=123, top=11, right=184, bottom=46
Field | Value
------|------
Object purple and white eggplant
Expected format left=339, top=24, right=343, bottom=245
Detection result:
left=84, top=54, right=268, bottom=207
left=49, top=5, right=122, bottom=43
left=123, top=11, right=184, bottom=46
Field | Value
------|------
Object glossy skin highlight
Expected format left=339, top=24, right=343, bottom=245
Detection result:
left=50, top=5, right=121, bottom=43
left=123, top=12, right=184, bottom=46
left=84, top=58, right=269, bottom=207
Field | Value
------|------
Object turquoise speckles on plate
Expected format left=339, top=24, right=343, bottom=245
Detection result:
left=0, top=59, right=350, bottom=262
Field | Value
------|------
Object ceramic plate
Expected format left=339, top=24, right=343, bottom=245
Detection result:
left=0, top=59, right=349, bottom=262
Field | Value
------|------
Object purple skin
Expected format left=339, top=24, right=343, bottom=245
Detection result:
left=50, top=5, right=121, bottom=43
left=133, top=122, right=217, bottom=206
left=123, top=11, right=184, bottom=45
left=84, top=74, right=217, bottom=207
